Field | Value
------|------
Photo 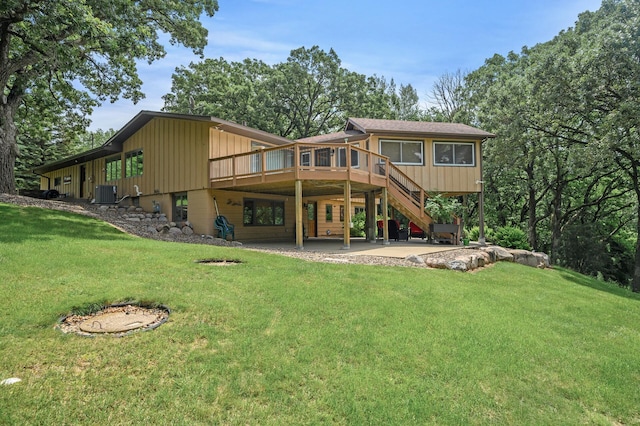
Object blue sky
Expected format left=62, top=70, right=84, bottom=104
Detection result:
left=88, top=0, right=602, bottom=131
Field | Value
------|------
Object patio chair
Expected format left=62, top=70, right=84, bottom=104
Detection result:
left=214, top=215, right=235, bottom=240
left=377, top=219, right=403, bottom=241
left=409, top=222, right=426, bottom=239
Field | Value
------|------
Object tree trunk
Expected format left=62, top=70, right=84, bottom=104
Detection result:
left=633, top=200, right=640, bottom=292
left=0, top=104, right=19, bottom=194
left=526, top=162, right=538, bottom=250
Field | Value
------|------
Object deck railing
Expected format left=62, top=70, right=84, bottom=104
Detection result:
left=209, top=141, right=426, bottom=219
left=210, top=143, right=389, bottom=184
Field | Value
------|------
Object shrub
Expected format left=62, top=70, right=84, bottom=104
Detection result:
left=466, top=226, right=495, bottom=243
left=493, top=226, right=531, bottom=250
left=350, top=211, right=366, bottom=237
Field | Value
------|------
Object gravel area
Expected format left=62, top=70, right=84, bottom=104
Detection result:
left=1, top=194, right=472, bottom=267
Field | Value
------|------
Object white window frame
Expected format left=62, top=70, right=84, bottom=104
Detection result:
left=379, top=139, right=424, bottom=165
left=433, top=141, right=476, bottom=167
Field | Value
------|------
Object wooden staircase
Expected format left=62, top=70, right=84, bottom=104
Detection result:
left=384, top=162, right=432, bottom=233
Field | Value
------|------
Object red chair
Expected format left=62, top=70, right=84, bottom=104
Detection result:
left=409, top=222, right=426, bottom=239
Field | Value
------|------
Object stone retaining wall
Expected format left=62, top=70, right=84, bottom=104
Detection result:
left=422, top=245, right=550, bottom=272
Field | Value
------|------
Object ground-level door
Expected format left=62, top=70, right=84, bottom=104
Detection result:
left=307, top=202, right=317, bottom=237
left=79, top=165, right=86, bottom=198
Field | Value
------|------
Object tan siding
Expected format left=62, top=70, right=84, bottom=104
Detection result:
left=372, top=136, right=482, bottom=194
left=210, top=190, right=294, bottom=242
left=315, top=200, right=365, bottom=238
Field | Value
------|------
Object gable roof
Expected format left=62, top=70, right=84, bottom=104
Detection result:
left=346, top=118, right=495, bottom=139
left=296, top=130, right=368, bottom=144
left=34, top=111, right=292, bottom=174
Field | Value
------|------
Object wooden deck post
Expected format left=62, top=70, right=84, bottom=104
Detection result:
left=295, top=179, right=304, bottom=249
left=343, top=180, right=351, bottom=249
left=382, top=186, right=389, bottom=245
left=366, top=191, right=377, bottom=243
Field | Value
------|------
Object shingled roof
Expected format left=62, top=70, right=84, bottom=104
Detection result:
left=296, top=130, right=368, bottom=144
left=347, top=118, right=495, bottom=139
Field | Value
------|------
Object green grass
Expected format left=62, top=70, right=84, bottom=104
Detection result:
left=1, top=202, right=639, bottom=425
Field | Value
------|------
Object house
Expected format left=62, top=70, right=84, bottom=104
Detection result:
left=34, top=111, right=495, bottom=248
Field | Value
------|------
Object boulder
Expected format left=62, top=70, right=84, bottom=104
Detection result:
left=509, top=249, right=550, bottom=268
left=447, top=259, right=469, bottom=272
left=485, top=246, right=514, bottom=262
left=168, top=227, right=182, bottom=235
left=182, top=226, right=194, bottom=236
left=425, top=258, right=449, bottom=269
left=405, top=254, right=425, bottom=265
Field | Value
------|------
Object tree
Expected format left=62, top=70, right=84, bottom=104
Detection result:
left=521, top=0, right=640, bottom=291
left=427, top=69, right=470, bottom=123
left=1, top=0, right=218, bottom=194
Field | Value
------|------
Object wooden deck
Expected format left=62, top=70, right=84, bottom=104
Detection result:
left=209, top=142, right=433, bottom=248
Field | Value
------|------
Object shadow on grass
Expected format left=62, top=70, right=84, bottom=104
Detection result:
left=558, top=267, right=640, bottom=301
left=0, top=204, right=131, bottom=243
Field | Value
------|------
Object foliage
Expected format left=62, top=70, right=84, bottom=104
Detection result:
left=425, top=193, right=462, bottom=223
left=466, top=225, right=495, bottom=243
left=2, top=203, right=640, bottom=424
left=557, top=222, right=635, bottom=287
left=163, top=46, right=424, bottom=139
left=350, top=211, right=366, bottom=237
left=461, top=0, right=640, bottom=290
left=0, top=0, right=218, bottom=193
left=492, top=226, right=532, bottom=250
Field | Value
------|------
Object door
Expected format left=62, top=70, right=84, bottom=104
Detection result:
left=307, top=202, right=317, bottom=237
left=79, top=165, right=86, bottom=198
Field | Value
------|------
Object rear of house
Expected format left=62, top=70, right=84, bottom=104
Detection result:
left=34, top=111, right=494, bottom=246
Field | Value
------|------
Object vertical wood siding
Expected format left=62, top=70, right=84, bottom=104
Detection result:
left=370, top=136, right=483, bottom=194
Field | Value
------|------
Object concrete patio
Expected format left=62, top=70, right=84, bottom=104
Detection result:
left=242, top=237, right=472, bottom=259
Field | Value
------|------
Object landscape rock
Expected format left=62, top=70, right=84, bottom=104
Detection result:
left=447, top=259, right=469, bottom=272
left=485, top=246, right=514, bottom=262
left=405, top=254, right=425, bottom=264
left=182, top=226, right=194, bottom=235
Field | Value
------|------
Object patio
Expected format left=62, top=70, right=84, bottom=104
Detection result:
left=242, top=237, right=470, bottom=259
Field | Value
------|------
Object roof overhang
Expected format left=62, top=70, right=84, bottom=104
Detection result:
left=33, top=111, right=292, bottom=174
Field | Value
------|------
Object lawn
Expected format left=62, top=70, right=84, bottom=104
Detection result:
left=1, top=202, right=639, bottom=425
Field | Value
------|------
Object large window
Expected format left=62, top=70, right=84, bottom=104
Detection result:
left=105, top=156, right=122, bottom=181
left=125, top=149, right=143, bottom=177
left=243, top=199, right=285, bottom=226
left=380, top=139, right=424, bottom=165
left=433, top=142, right=475, bottom=166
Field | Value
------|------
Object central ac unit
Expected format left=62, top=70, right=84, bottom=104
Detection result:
left=95, top=185, right=117, bottom=203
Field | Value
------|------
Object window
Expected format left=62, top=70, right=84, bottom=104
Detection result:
left=340, top=205, right=344, bottom=222
left=300, top=151, right=311, bottom=166
left=315, top=148, right=331, bottom=167
left=355, top=207, right=365, bottom=215
left=434, top=142, right=475, bottom=166
left=105, top=156, right=122, bottom=181
left=173, top=193, right=188, bottom=222
left=125, top=149, right=143, bottom=177
left=326, top=204, right=333, bottom=222
left=54, top=177, right=61, bottom=186
left=380, top=139, right=424, bottom=165
left=337, top=146, right=360, bottom=168
left=243, top=199, right=285, bottom=226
